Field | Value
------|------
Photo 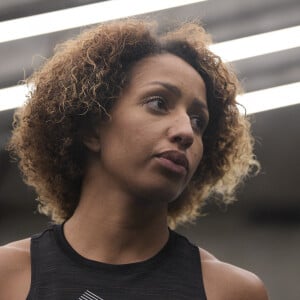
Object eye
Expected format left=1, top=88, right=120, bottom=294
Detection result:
left=190, top=115, right=208, bottom=134
left=144, top=96, right=168, bottom=113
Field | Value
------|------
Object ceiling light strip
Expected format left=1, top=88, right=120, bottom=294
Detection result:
left=237, top=82, right=300, bottom=114
left=210, top=26, right=300, bottom=61
left=0, top=0, right=206, bottom=43
left=1, top=82, right=300, bottom=113
left=0, top=85, right=29, bottom=111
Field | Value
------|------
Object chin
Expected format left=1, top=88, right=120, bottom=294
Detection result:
left=126, top=173, right=187, bottom=203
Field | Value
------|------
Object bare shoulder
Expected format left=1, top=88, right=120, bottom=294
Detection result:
left=0, top=238, right=31, bottom=300
left=199, top=248, right=269, bottom=300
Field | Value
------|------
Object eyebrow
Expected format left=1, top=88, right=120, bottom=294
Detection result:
left=149, top=80, right=208, bottom=112
left=149, top=81, right=182, bottom=97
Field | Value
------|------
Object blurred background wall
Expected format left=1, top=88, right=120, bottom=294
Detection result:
left=0, top=1, right=300, bottom=299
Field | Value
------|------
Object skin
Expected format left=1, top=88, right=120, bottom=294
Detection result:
left=0, top=54, right=269, bottom=299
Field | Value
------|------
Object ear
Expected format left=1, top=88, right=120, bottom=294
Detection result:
left=82, top=128, right=101, bottom=153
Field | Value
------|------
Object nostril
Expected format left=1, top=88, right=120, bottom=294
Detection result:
left=168, top=115, right=195, bottom=148
left=172, top=134, right=193, bottom=149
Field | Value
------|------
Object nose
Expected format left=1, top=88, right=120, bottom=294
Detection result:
left=168, top=113, right=194, bottom=149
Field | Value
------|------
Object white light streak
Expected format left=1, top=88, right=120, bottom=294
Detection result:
left=237, top=82, right=300, bottom=114
left=210, top=26, right=300, bottom=62
left=0, top=85, right=30, bottom=111
left=1, top=83, right=300, bottom=114
left=0, top=0, right=206, bottom=43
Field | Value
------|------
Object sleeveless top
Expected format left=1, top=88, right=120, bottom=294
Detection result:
left=26, top=224, right=207, bottom=300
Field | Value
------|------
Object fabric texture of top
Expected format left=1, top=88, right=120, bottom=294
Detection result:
left=26, top=224, right=207, bottom=300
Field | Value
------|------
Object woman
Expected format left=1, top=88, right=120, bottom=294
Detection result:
left=0, top=19, right=268, bottom=299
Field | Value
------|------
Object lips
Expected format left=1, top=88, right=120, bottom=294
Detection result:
left=156, top=150, right=189, bottom=172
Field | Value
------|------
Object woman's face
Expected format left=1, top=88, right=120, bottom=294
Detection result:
left=93, top=53, right=209, bottom=202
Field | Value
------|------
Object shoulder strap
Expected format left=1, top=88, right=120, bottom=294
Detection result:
left=26, top=227, right=57, bottom=300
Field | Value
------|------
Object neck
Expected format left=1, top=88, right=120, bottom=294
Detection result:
left=64, top=167, right=170, bottom=265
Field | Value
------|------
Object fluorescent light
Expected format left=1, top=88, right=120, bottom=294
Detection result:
left=237, top=82, right=300, bottom=114
left=1, top=1, right=298, bottom=62
left=0, top=85, right=30, bottom=111
left=0, top=0, right=206, bottom=43
left=1, top=82, right=300, bottom=113
left=210, top=26, right=300, bottom=61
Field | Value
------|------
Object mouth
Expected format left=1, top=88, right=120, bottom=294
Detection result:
left=155, top=150, right=189, bottom=175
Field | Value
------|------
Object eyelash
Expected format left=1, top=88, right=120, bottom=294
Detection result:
left=144, top=96, right=168, bottom=112
left=189, top=115, right=207, bottom=134
left=143, top=96, right=207, bottom=134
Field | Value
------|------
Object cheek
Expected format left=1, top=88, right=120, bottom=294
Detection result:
left=101, top=119, right=154, bottom=160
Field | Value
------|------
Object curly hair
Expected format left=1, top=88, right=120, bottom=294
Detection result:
left=7, top=19, right=259, bottom=227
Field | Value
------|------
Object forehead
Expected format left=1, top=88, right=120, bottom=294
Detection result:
left=126, top=53, right=207, bottom=100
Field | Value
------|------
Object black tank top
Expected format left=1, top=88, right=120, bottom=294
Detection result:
left=27, top=224, right=207, bottom=300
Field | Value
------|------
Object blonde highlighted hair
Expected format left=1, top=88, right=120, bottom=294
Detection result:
left=8, top=19, right=259, bottom=228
